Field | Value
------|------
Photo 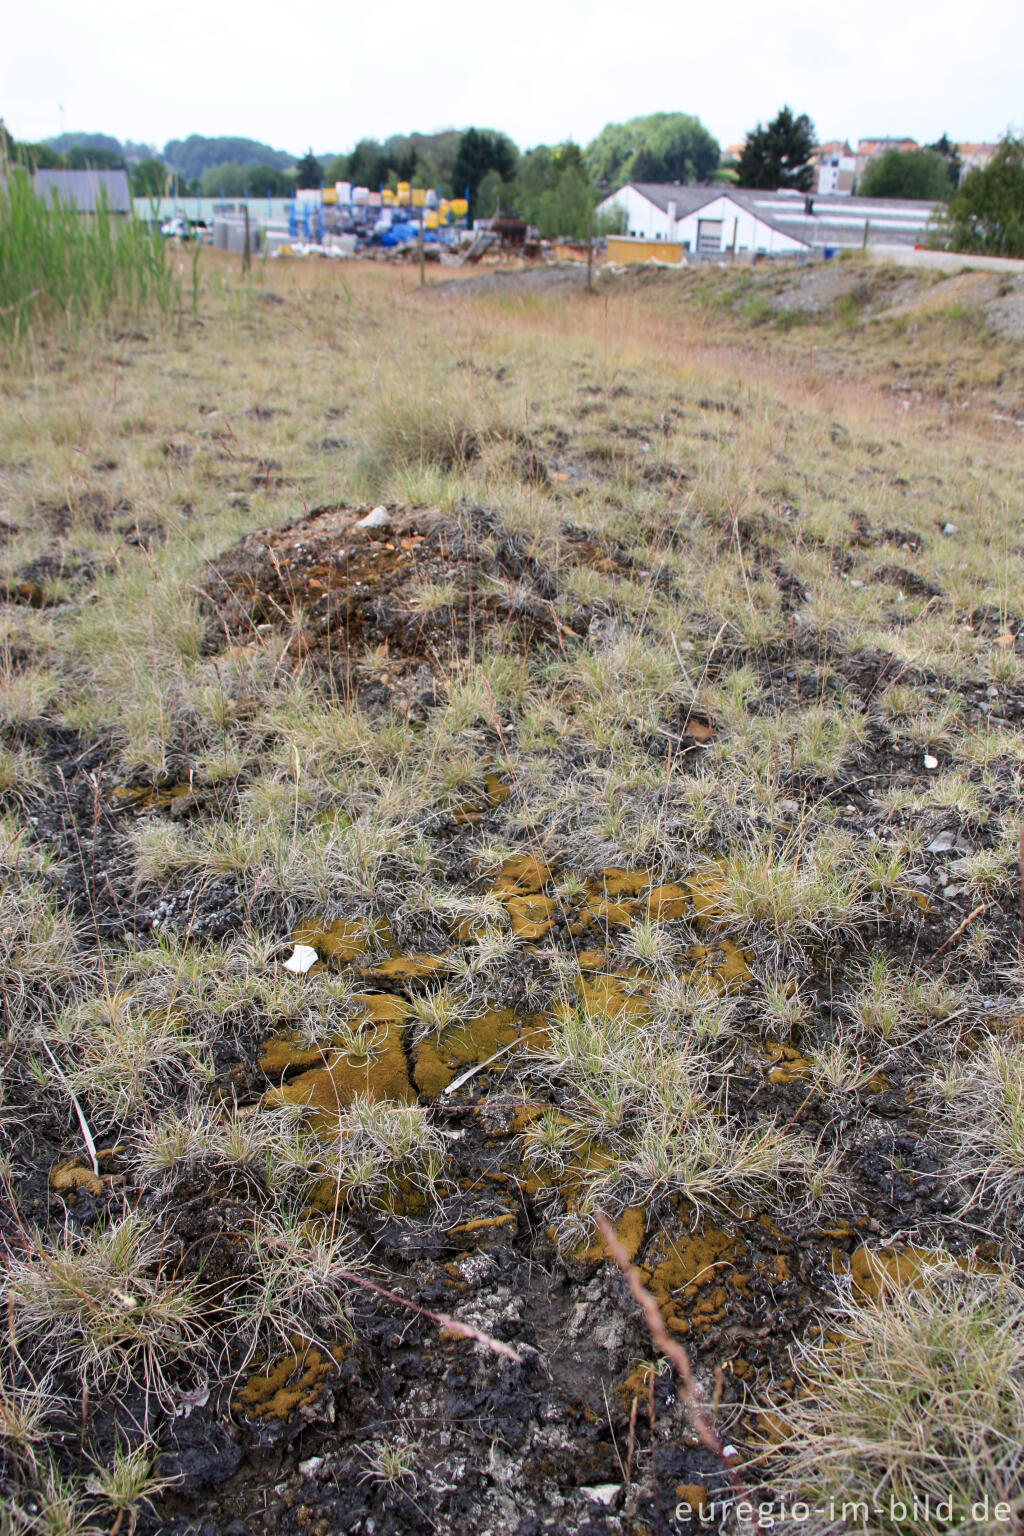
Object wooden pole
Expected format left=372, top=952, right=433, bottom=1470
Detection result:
left=586, top=203, right=593, bottom=293
left=419, top=207, right=425, bottom=288
left=242, top=205, right=251, bottom=274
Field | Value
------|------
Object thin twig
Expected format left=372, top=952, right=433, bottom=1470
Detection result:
left=337, top=1268, right=521, bottom=1363
left=928, top=902, right=987, bottom=965
left=596, top=1213, right=756, bottom=1517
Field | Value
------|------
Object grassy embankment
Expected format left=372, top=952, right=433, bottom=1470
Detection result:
left=2, top=247, right=1024, bottom=1531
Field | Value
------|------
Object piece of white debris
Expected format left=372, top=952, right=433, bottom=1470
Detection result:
left=942, top=522, right=958, bottom=535
left=579, top=1485, right=620, bottom=1507
left=924, top=753, right=939, bottom=770
left=283, top=943, right=319, bottom=974
left=298, top=1457, right=326, bottom=1478
left=927, top=831, right=956, bottom=853
left=356, top=505, right=391, bottom=529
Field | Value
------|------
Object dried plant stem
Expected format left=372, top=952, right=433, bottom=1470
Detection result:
left=596, top=1213, right=755, bottom=1515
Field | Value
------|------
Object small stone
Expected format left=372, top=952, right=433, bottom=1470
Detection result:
left=942, top=522, right=958, bottom=535
left=927, top=832, right=955, bottom=853
left=924, top=754, right=939, bottom=770
left=298, top=1457, right=325, bottom=1478
left=283, top=943, right=318, bottom=974
left=355, top=505, right=391, bottom=529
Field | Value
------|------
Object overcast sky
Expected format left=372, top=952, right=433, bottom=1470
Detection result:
left=3, top=0, right=1022, bottom=155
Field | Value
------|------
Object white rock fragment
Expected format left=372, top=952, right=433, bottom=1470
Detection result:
left=942, top=522, right=958, bottom=535
left=356, top=505, right=391, bottom=529
left=924, top=753, right=939, bottom=770
left=580, top=1485, right=621, bottom=1507
left=298, top=1457, right=326, bottom=1478
left=927, top=831, right=955, bottom=853
left=283, top=943, right=319, bottom=974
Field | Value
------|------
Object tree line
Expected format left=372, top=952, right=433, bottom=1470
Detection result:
left=4, top=116, right=1023, bottom=257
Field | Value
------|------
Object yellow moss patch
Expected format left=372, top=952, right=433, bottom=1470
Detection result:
left=683, top=868, right=727, bottom=917
left=765, top=1042, right=813, bottom=1085
left=264, top=1021, right=415, bottom=1125
left=676, top=1485, right=709, bottom=1516
left=576, top=895, right=636, bottom=930
left=452, top=770, right=512, bottom=824
left=369, top=954, right=447, bottom=981
left=412, top=1008, right=537, bottom=1097
left=571, top=1204, right=646, bottom=1267
left=491, top=853, right=553, bottom=896
left=233, top=1338, right=345, bottom=1420
left=505, top=893, right=558, bottom=939
left=646, top=883, right=690, bottom=921
left=595, top=868, right=651, bottom=899
left=575, top=972, right=650, bottom=1020
left=846, top=1245, right=996, bottom=1301
left=292, top=916, right=374, bottom=963
left=258, top=1032, right=328, bottom=1077
left=640, top=1224, right=742, bottom=1336
left=687, top=937, right=751, bottom=992
left=49, top=1161, right=103, bottom=1198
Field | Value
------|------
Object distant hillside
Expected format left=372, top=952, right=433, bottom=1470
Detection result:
left=162, top=136, right=295, bottom=180
left=46, top=132, right=156, bottom=162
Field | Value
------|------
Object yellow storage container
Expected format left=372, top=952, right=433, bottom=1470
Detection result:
left=382, top=189, right=396, bottom=206
left=321, top=187, right=337, bottom=205
left=425, top=210, right=438, bottom=229
left=451, top=198, right=468, bottom=218
left=411, top=188, right=426, bottom=208
left=396, top=181, right=411, bottom=201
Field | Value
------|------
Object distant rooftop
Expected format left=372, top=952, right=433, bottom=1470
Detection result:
left=33, top=169, right=131, bottom=214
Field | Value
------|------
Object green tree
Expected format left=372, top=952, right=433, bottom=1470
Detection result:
left=927, top=133, right=962, bottom=190
left=452, top=128, right=519, bottom=217
left=295, top=148, right=323, bottom=189
left=346, top=139, right=389, bottom=188
left=508, top=142, right=595, bottom=239
left=585, top=113, right=719, bottom=190
left=131, top=158, right=167, bottom=197
left=65, top=145, right=125, bottom=171
left=932, top=134, right=1024, bottom=257
left=859, top=147, right=952, bottom=201
left=737, top=106, right=816, bottom=190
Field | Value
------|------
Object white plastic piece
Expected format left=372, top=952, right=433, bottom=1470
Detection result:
left=924, top=754, right=939, bottom=770
left=283, top=943, right=318, bottom=974
left=355, top=505, right=391, bottom=529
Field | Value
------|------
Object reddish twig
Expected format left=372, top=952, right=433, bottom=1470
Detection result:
left=928, top=902, right=987, bottom=966
left=337, top=1268, right=521, bottom=1363
left=596, top=1213, right=756, bottom=1517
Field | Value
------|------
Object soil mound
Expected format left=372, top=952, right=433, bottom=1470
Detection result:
left=202, top=502, right=612, bottom=685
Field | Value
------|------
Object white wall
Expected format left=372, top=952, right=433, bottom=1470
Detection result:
left=675, top=196, right=807, bottom=255
left=597, top=185, right=676, bottom=239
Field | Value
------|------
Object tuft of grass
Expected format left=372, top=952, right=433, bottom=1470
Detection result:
left=771, top=1263, right=1024, bottom=1532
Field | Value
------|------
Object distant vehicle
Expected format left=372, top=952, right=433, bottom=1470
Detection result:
left=160, top=216, right=191, bottom=239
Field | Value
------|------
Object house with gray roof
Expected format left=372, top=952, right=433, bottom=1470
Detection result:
left=596, top=182, right=938, bottom=257
left=33, top=169, right=132, bottom=214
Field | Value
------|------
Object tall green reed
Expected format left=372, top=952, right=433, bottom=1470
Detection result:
left=0, top=167, right=174, bottom=345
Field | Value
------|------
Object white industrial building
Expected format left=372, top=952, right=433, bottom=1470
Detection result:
left=596, top=182, right=938, bottom=257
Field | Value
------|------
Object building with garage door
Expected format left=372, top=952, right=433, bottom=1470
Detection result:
left=596, top=182, right=937, bottom=259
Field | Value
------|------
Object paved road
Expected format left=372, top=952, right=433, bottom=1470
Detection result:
left=869, top=244, right=1024, bottom=274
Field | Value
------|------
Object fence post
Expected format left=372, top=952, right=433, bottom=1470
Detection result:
left=242, top=205, right=251, bottom=273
